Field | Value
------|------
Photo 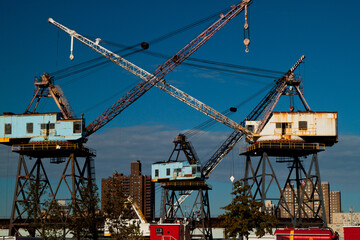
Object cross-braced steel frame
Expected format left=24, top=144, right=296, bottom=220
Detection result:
left=161, top=181, right=212, bottom=240
left=9, top=143, right=97, bottom=239
left=242, top=143, right=327, bottom=228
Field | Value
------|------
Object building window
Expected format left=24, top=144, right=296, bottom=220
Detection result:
left=5, top=123, right=11, bottom=134
left=73, top=121, right=82, bottom=133
left=26, top=123, right=33, bottom=134
left=299, top=121, right=307, bottom=130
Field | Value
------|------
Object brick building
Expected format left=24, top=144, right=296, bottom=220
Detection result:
left=280, top=181, right=341, bottom=223
left=329, top=191, right=341, bottom=223
left=101, top=160, right=155, bottom=220
left=329, top=211, right=359, bottom=238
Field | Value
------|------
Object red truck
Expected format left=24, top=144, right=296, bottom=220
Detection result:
left=274, top=228, right=339, bottom=240
left=344, top=226, right=360, bottom=240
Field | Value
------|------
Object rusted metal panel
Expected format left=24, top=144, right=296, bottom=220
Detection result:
left=246, top=112, right=338, bottom=146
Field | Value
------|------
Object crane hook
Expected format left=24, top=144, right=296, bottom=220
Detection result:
left=69, top=34, right=74, bottom=60
left=243, top=3, right=250, bottom=53
left=244, top=38, right=250, bottom=53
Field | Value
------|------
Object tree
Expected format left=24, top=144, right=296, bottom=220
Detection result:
left=218, top=180, right=278, bottom=240
left=67, top=180, right=101, bottom=240
left=20, top=174, right=65, bottom=240
left=102, top=173, right=143, bottom=240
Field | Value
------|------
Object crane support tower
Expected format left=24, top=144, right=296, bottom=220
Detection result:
left=152, top=134, right=212, bottom=239
left=3, top=74, right=98, bottom=237
left=241, top=109, right=337, bottom=226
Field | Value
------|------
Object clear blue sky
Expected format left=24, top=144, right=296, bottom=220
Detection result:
left=1, top=0, right=360, bottom=218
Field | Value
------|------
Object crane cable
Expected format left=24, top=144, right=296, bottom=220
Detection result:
left=49, top=6, right=227, bottom=80
left=100, top=41, right=284, bottom=79
left=49, top=5, right=282, bottom=82
left=46, top=5, right=284, bottom=117
left=183, top=81, right=274, bottom=138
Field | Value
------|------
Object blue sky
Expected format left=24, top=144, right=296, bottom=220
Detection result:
left=1, top=0, right=360, bottom=218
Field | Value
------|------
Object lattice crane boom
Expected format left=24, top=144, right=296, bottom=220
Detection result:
left=254, top=55, right=307, bottom=133
left=174, top=55, right=307, bottom=209
left=49, top=0, right=253, bottom=137
left=201, top=55, right=306, bottom=177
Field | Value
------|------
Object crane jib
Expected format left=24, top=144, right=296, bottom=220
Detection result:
left=48, top=0, right=253, bottom=137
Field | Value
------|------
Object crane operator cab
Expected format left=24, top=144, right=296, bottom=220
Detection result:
left=152, top=161, right=202, bottom=182
left=245, top=111, right=338, bottom=146
left=0, top=112, right=85, bottom=145
left=151, top=134, right=203, bottom=182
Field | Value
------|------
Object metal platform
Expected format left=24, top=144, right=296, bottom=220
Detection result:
left=12, top=142, right=96, bottom=158
left=240, top=141, right=325, bottom=157
left=161, top=180, right=211, bottom=190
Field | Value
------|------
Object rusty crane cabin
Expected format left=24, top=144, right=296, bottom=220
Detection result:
left=245, top=112, right=338, bottom=146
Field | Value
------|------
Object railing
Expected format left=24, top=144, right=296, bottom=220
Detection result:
left=240, top=141, right=325, bottom=154
left=12, top=142, right=96, bottom=155
left=161, top=180, right=210, bottom=188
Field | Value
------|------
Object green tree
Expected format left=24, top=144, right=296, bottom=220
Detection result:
left=218, top=180, right=278, bottom=240
left=102, top=173, right=142, bottom=240
left=20, top=174, right=65, bottom=239
left=67, top=180, right=101, bottom=240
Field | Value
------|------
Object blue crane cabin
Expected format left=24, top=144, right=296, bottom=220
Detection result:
left=151, top=161, right=202, bottom=182
left=0, top=112, right=85, bottom=145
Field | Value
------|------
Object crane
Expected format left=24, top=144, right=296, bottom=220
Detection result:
left=48, top=0, right=253, bottom=137
left=127, top=196, right=148, bottom=224
left=151, top=55, right=306, bottom=182
left=166, top=55, right=307, bottom=209
left=201, top=55, right=307, bottom=177
left=104, top=196, right=150, bottom=237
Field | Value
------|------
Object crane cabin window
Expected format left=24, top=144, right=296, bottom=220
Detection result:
left=4, top=123, right=11, bottom=135
left=299, top=121, right=308, bottom=130
left=276, top=123, right=292, bottom=129
left=166, top=168, right=170, bottom=176
left=26, top=123, right=33, bottom=134
left=73, top=121, right=82, bottom=133
left=246, top=125, right=254, bottom=133
left=155, top=169, right=159, bottom=177
left=41, top=123, right=55, bottom=129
